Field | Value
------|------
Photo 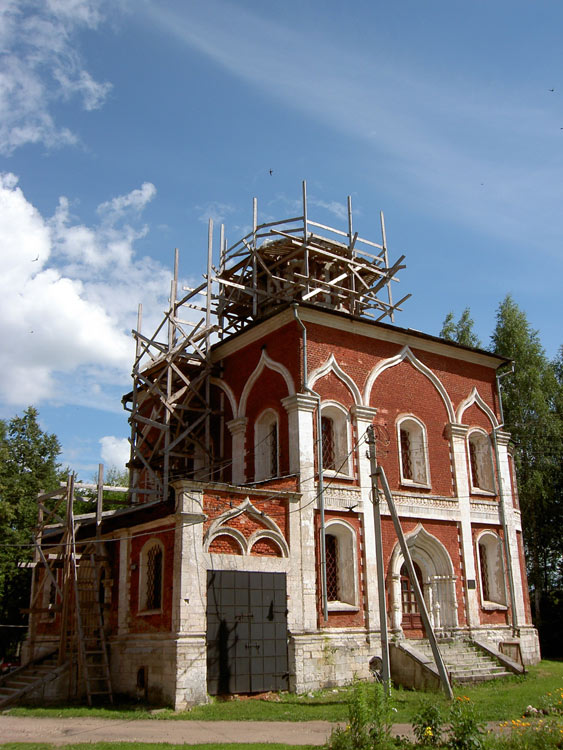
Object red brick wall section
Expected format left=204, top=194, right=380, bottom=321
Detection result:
left=129, top=525, right=175, bottom=633
left=249, top=537, right=284, bottom=557
left=209, top=534, right=243, bottom=555
left=370, top=360, right=454, bottom=496
left=220, top=323, right=301, bottom=405
left=243, top=368, right=291, bottom=480
left=203, top=490, right=290, bottom=557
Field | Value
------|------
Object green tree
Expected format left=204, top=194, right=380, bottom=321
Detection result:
left=440, top=307, right=482, bottom=348
left=0, top=407, right=61, bottom=658
left=491, top=296, right=563, bottom=618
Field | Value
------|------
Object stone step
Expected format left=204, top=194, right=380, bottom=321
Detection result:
left=412, top=638, right=509, bottom=684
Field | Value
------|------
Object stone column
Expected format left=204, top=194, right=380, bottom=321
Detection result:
left=171, top=482, right=208, bottom=707
left=350, top=405, right=380, bottom=634
left=448, top=423, right=479, bottom=628
left=226, top=417, right=247, bottom=485
left=282, top=393, right=318, bottom=633
left=495, top=430, right=526, bottom=626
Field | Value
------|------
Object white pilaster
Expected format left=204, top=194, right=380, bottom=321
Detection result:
left=448, top=423, right=480, bottom=628
left=283, top=393, right=318, bottom=632
left=171, top=482, right=208, bottom=706
left=350, top=405, right=380, bottom=633
left=227, top=417, right=248, bottom=485
left=117, top=535, right=130, bottom=635
left=495, top=430, right=526, bottom=626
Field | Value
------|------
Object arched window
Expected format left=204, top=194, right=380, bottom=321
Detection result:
left=476, top=532, right=507, bottom=608
left=320, top=403, right=352, bottom=476
left=139, top=539, right=164, bottom=612
left=324, top=521, right=358, bottom=610
left=397, top=416, right=430, bottom=487
left=254, top=409, right=279, bottom=482
left=468, top=430, right=495, bottom=493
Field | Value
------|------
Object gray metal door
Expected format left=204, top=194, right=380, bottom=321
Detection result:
left=206, top=570, right=288, bottom=695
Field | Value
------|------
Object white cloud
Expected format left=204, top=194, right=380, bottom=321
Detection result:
left=0, top=173, right=172, bottom=407
left=100, top=435, right=130, bottom=470
left=0, top=0, right=113, bottom=154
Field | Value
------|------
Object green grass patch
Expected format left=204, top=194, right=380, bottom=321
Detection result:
left=0, top=745, right=317, bottom=750
left=5, top=660, right=563, bottom=724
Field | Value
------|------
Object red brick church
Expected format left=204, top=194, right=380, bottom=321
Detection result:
left=20, top=185, right=539, bottom=708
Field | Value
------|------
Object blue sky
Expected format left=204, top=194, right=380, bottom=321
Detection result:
left=1, top=0, right=562, bottom=478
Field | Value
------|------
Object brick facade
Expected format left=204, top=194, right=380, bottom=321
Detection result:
left=29, top=304, right=540, bottom=707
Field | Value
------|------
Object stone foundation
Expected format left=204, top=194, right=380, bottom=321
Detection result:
left=109, top=634, right=177, bottom=706
left=289, top=630, right=377, bottom=693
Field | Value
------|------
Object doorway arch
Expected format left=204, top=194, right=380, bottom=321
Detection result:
left=388, top=525, right=458, bottom=638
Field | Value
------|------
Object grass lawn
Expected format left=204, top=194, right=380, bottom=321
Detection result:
left=4, top=660, right=563, bottom=724
left=0, top=745, right=317, bottom=750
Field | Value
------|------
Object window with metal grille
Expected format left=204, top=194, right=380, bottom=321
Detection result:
left=255, top=409, right=279, bottom=481
left=397, top=416, right=429, bottom=486
left=469, top=440, right=480, bottom=488
left=400, top=429, right=413, bottom=480
left=478, top=542, right=490, bottom=601
left=141, top=542, right=163, bottom=611
left=326, top=533, right=339, bottom=601
left=269, top=422, right=278, bottom=477
left=322, top=416, right=336, bottom=470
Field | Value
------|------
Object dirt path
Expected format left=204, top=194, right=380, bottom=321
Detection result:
left=0, top=716, right=416, bottom=746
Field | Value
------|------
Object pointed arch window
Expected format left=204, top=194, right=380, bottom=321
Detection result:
left=324, top=521, right=358, bottom=611
left=320, top=403, right=352, bottom=476
left=255, top=409, right=279, bottom=482
left=397, top=416, right=430, bottom=487
left=467, top=430, right=495, bottom=494
left=476, top=531, right=507, bottom=608
left=139, top=539, right=164, bottom=613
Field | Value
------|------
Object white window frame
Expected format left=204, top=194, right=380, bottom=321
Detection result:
left=139, top=539, right=164, bottom=614
left=396, top=415, right=431, bottom=488
left=320, top=402, right=352, bottom=478
left=467, top=429, right=495, bottom=495
left=325, top=519, right=359, bottom=611
left=254, top=408, right=279, bottom=482
left=475, top=530, right=507, bottom=609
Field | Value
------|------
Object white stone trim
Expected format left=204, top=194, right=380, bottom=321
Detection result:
left=238, top=350, right=295, bottom=417
left=456, top=386, right=499, bottom=428
left=206, top=526, right=247, bottom=554
left=209, top=376, right=238, bottom=418
left=308, top=353, right=362, bottom=405
left=248, top=529, right=289, bottom=557
left=364, top=345, right=455, bottom=422
left=203, top=496, right=288, bottom=557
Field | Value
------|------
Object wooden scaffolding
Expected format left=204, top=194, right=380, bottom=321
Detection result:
left=124, top=181, right=411, bottom=504
left=22, top=469, right=126, bottom=705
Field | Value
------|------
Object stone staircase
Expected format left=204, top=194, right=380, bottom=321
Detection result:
left=0, top=652, right=69, bottom=709
left=414, top=638, right=514, bottom=684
